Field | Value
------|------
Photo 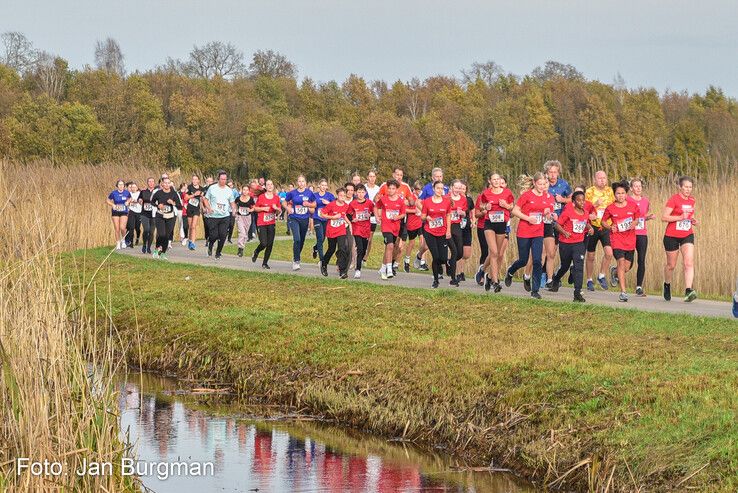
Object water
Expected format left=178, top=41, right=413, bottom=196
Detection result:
left=118, top=372, right=536, bottom=492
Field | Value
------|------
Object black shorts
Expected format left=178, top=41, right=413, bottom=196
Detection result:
left=586, top=227, right=611, bottom=252
left=613, top=249, right=635, bottom=263
left=112, top=210, right=128, bottom=217
left=544, top=223, right=556, bottom=239
left=382, top=232, right=397, bottom=245
left=407, top=227, right=422, bottom=240
left=462, top=227, right=472, bottom=247
left=370, top=222, right=377, bottom=232
left=663, top=234, right=694, bottom=252
left=186, top=205, right=201, bottom=216
left=484, top=221, right=507, bottom=235
left=399, top=219, right=408, bottom=241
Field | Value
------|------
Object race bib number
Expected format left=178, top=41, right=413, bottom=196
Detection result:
left=160, top=205, right=172, bottom=214
left=675, top=219, right=691, bottom=231
left=188, top=198, right=200, bottom=207
left=143, top=203, right=153, bottom=212
left=450, top=210, right=460, bottom=221
left=617, top=217, right=633, bottom=232
left=597, top=209, right=605, bottom=220
left=488, top=211, right=504, bottom=223
left=238, top=206, right=250, bottom=216
left=428, top=217, right=444, bottom=229
left=355, top=211, right=370, bottom=221
left=572, top=220, right=586, bottom=234
left=263, top=213, right=275, bottom=222
left=543, top=214, right=553, bottom=224
left=636, top=218, right=645, bottom=230
left=460, top=218, right=468, bottom=229
left=294, top=205, right=308, bottom=215
left=129, top=203, right=142, bottom=213
left=554, top=201, right=562, bottom=211
left=113, top=204, right=126, bottom=212
left=330, top=218, right=345, bottom=228
left=530, top=212, right=543, bottom=225
left=386, top=209, right=399, bottom=220
left=216, top=202, right=226, bottom=212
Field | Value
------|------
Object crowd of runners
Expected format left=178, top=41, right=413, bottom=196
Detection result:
left=107, top=162, right=708, bottom=305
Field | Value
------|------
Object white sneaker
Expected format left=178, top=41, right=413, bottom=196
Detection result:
left=181, top=238, right=188, bottom=246
left=381, top=271, right=388, bottom=280
left=168, top=241, right=172, bottom=249
left=387, top=269, right=394, bottom=279
left=115, top=242, right=121, bottom=250
left=292, top=262, right=300, bottom=271
left=354, top=270, right=361, bottom=279
left=413, top=257, right=421, bottom=269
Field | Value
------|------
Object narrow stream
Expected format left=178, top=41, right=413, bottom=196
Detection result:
left=118, top=372, right=536, bottom=492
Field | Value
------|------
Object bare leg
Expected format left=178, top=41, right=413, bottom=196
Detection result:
left=681, top=243, right=695, bottom=289
left=599, top=245, right=613, bottom=278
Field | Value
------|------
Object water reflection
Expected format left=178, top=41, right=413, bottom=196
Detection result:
left=119, top=372, right=537, bottom=492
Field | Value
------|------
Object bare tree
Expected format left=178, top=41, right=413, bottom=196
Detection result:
left=531, top=60, right=584, bottom=82
left=248, top=49, right=296, bottom=79
left=461, top=60, right=504, bottom=86
left=185, top=41, right=245, bottom=79
left=94, top=37, right=125, bottom=76
left=1, top=31, right=38, bottom=73
left=35, top=52, right=67, bottom=101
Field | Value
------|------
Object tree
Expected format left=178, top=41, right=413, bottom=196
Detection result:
left=33, top=52, right=68, bottom=101
left=0, top=32, right=37, bottom=73
left=531, top=61, right=583, bottom=82
left=248, top=49, right=296, bottom=79
left=186, top=41, right=245, bottom=79
left=580, top=93, right=623, bottom=166
left=94, top=38, right=125, bottom=76
left=461, top=60, right=504, bottom=86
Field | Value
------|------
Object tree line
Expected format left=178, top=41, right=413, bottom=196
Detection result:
left=1, top=32, right=736, bottom=189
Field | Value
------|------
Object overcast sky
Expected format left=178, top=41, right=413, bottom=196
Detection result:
left=3, top=0, right=737, bottom=96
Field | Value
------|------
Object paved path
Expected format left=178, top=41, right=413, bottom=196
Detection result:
left=118, top=241, right=737, bottom=320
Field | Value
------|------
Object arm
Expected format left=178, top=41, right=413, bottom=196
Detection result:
left=661, top=205, right=683, bottom=223
left=553, top=221, right=570, bottom=238
left=511, top=204, right=532, bottom=224
left=445, top=213, right=452, bottom=239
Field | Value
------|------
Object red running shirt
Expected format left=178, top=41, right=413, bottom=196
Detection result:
left=349, top=199, right=374, bottom=239
left=515, top=190, right=550, bottom=238
left=422, top=196, right=452, bottom=236
left=557, top=204, right=590, bottom=244
left=474, top=193, right=487, bottom=230
left=448, top=195, right=468, bottom=225
left=480, top=188, right=515, bottom=225
left=377, top=195, right=406, bottom=236
left=256, top=193, right=281, bottom=226
left=321, top=201, right=350, bottom=238
left=664, top=194, right=695, bottom=238
left=602, top=201, right=641, bottom=251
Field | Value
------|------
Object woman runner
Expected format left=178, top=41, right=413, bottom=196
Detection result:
left=420, top=181, right=453, bottom=288
left=403, top=181, right=424, bottom=273
left=125, top=182, right=142, bottom=248
left=139, top=177, right=157, bottom=254
left=662, top=176, right=698, bottom=302
left=235, top=185, right=255, bottom=257
left=282, top=175, right=317, bottom=271
left=601, top=181, right=641, bottom=302
left=107, top=179, right=131, bottom=250
left=456, top=181, right=475, bottom=282
left=252, top=180, right=281, bottom=269
left=311, top=179, right=335, bottom=268
left=150, top=177, right=183, bottom=260
left=184, top=175, right=204, bottom=250
left=627, top=178, right=654, bottom=296
left=447, top=180, right=467, bottom=285
left=474, top=176, right=492, bottom=285
left=349, top=184, right=374, bottom=279
left=479, top=173, right=515, bottom=292
left=320, top=188, right=352, bottom=279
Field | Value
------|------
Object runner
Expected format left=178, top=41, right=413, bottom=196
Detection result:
left=547, top=190, right=594, bottom=301
left=499, top=175, right=512, bottom=268
left=311, top=179, right=334, bottom=269
left=364, top=170, right=381, bottom=262
left=202, top=171, right=237, bottom=259
left=601, top=181, right=641, bottom=302
left=351, top=173, right=362, bottom=188
left=319, top=187, right=352, bottom=278
left=138, top=177, right=157, bottom=254
left=107, top=179, right=131, bottom=250
left=235, top=185, right=255, bottom=257
left=282, top=175, right=317, bottom=270
left=457, top=181, right=475, bottom=282
left=251, top=179, right=281, bottom=269
left=125, top=182, right=142, bottom=248
left=402, top=181, right=424, bottom=273
left=447, top=180, right=468, bottom=285
left=349, top=184, right=374, bottom=279
left=184, top=175, right=204, bottom=251
left=474, top=176, right=492, bottom=285
left=178, top=182, right=189, bottom=245
left=420, top=181, right=453, bottom=288
left=479, top=173, right=514, bottom=292
left=226, top=179, right=239, bottom=244
left=150, top=177, right=183, bottom=260
left=201, top=176, right=214, bottom=250
left=585, top=170, right=616, bottom=291
left=627, top=178, right=655, bottom=296
left=414, top=168, right=447, bottom=271
left=374, top=168, right=414, bottom=275
left=344, top=182, right=357, bottom=269
left=662, top=176, right=698, bottom=302
left=542, top=160, right=571, bottom=287
left=733, top=278, right=738, bottom=318
left=504, top=173, right=551, bottom=299
left=374, top=179, right=407, bottom=280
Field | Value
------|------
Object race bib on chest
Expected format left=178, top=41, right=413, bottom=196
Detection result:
left=294, top=205, right=308, bottom=215
left=386, top=209, right=399, bottom=220
left=355, top=211, right=370, bottom=221
left=572, top=220, right=586, bottom=234
left=543, top=214, right=553, bottom=224
left=238, top=206, right=250, bottom=216
left=617, top=217, right=633, bottom=232
left=554, top=201, right=562, bottom=210
left=143, top=203, right=153, bottom=212
left=428, top=217, right=444, bottom=229
left=216, top=202, right=226, bottom=212
left=113, top=204, right=126, bottom=212
left=188, top=198, right=200, bottom=207
left=488, top=211, right=504, bottom=223
left=263, top=213, right=275, bottom=222
left=530, top=212, right=543, bottom=224
left=636, top=218, right=645, bottom=230
left=129, top=203, right=142, bottom=213
left=450, top=210, right=460, bottom=221
left=460, top=218, right=468, bottom=229
left=160, top=205, right=172, bottom=214
left=676, top=219, right=692, bottom=231
left=330, top=218, right=345, bottom=228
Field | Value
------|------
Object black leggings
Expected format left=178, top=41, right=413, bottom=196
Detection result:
left=155, top=216, right=176, bottom=253
left=141, top=214, right=155, bottom=250
left=477, top=228, right=488, bottom=267
left=449, top=224, right=463, bottom=277
left=423, top=231, right=448, bottom=281
left=636, top=235, right=648, bottom=287
left=126, top=213, right=141, bottom=245
left=203, top=216, right=210, bottom=243
left=354, top=235, right=369, bottom=271
left=182, top=214, right=189, bottom=239
left=208, top=216, right=229, bottom=256
left=553, top=241, right=586, bottom=293
left=325, top=235, right=350, bottom=274
left=254, top=224, right=275, bottom=264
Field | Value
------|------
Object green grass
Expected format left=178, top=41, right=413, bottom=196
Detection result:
left=67, top=248, right=738, bottom=491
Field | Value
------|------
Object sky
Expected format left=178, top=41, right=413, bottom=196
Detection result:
left=2, top=0, right=737, bottom=96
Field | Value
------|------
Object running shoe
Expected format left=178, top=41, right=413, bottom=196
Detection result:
left=663, top=283, right=671, bottom=301
left=544, top=280, right=553, bottom=291
left=587, top=279, right=595, bottom=292
left=618, top=292, right=628, bottom=302
left=610, top=266, right=618, bottom=287
left=188, top=240, right=196, bottom=250
left=354, top=270, right=361, bottom=279
left=458, top=273, right=466, bottom=282
left=181, top=238, right=188, bottom=246
left=168, top=240, right=172, bottom=249
left=146, top=247, right=152, bottom=254
left=418, top=261, right=429, bottom=271
left=262, top=264, right=270, bottom=270
left=573, top=292, right=586, bottom=302
left=523, top=276, right=531, bottom=292
left=438, top=274, right=443, bottom=280
left=684, top=289, right=697, bottom=303
left=597, top=275, right=608, bottom=290
left=404, top=259, right=410, bottom=273
left=215, top=254, right=221, bottom=260
left=141, top=246, right=146, bottom=254
left=635, top=286, right=645, bottom=297
left=414, top=256, right=422, bottom=269
left=484, top=274, right=492, bottom=292
left=504, top=270, right=513, bottom=287
left=476, top=266, right=484, bottom=285
left=387, top=269, right=394, bottom=279
left=548, top=280, right=561, bottom=292
left=312, top=246, right=318, bottom=259
left=450, top=278, right=459, bottom=287
left=292, top=262, right=300, bottom=271
left=251, top=251, right=258, bottom=263
left=339, top=272, right=348, bottom=279
left=207, top=245, right=213, bottom=257
left=493, top=282, right=502, bottom=293
left=530, top=291, right=542, bottom=299
left=432, top=279, right=439, bottom=288
left=115, top=242, right=121, bottom=250
left=151, top=250, right=159, bottom=259
left=381, top=271, right=388, bottom=280
left=320, top=262, right=328, bottom=277
left=392, top=266, right=397, bottom=277
left=160, top=252, right=168, bottom=261
left=237, top=248, right=243, bottom=257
